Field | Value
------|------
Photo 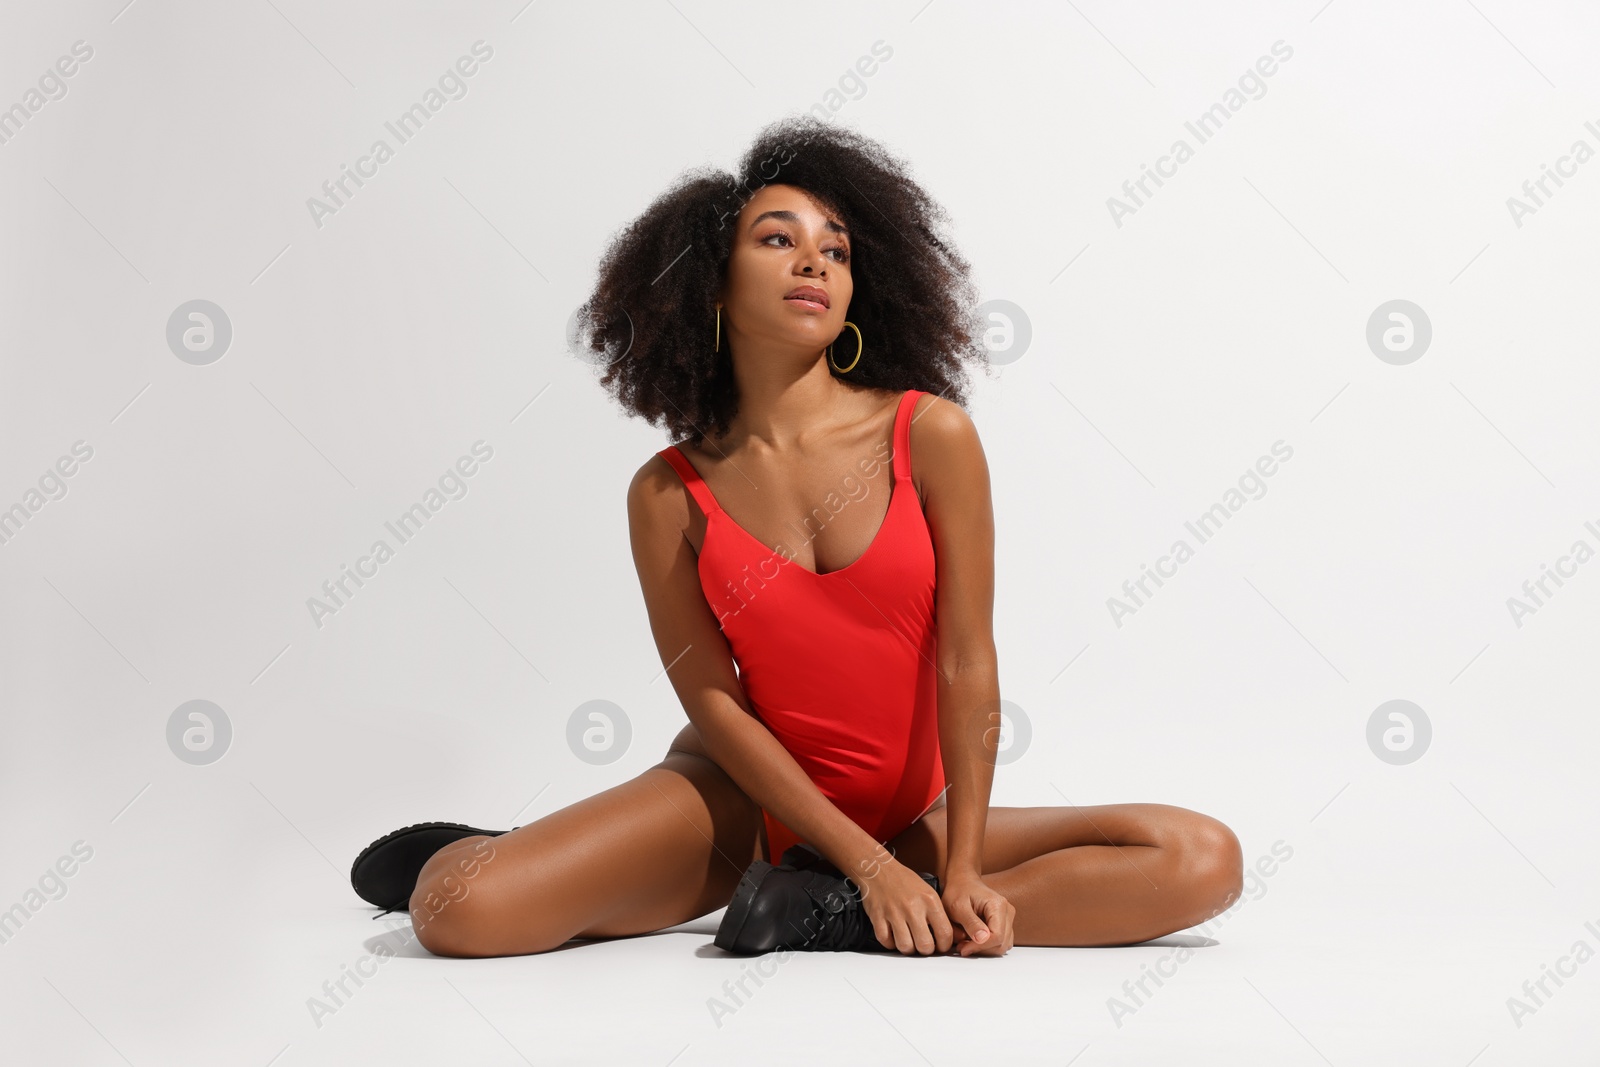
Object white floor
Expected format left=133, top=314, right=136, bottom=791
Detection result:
left=5, top=816, right=1596, bottom=1066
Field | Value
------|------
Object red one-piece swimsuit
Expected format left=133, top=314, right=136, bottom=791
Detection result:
left=657, top=388, right=947, bottom=866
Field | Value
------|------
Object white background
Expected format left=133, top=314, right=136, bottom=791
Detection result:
left=2, top=0, right=1597, bottom=1064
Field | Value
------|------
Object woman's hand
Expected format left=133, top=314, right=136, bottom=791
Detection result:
left=851, top=857, right=955, bottom=955
left=940, top=872, right=1015, bottom=957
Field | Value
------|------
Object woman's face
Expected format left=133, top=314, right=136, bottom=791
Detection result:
left=720, top=183, right=853, bottom=357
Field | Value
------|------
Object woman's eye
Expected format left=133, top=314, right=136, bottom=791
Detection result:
left=763, top=233, right=848, bottom=262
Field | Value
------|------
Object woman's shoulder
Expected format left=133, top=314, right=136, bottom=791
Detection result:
left=904, top=390, right=972, bottom=438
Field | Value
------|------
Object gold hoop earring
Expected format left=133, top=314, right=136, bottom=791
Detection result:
left=828, top=321, right=862, bottom=373
left=714, top=305, right=720, bottom=353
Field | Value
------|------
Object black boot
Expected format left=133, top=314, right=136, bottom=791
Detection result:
left=714, top=844, right=941, bottom=954
left=350, top=821, right=514, bottom=914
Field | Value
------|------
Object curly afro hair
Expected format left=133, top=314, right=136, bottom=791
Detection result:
left=574, top=115, right=993, bottom=446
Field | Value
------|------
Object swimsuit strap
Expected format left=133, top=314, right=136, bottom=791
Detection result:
left=657, top=446, right=721, bottom=518
left=892, top=388, right=923, bottom=481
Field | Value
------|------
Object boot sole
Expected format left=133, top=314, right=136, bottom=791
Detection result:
left=713, top=860, right=775, bottom=953
left=349, top=820, right=510, bottom=909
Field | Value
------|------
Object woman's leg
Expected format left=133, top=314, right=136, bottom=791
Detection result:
left=884, top=802, right=1244, bottom=947
left=410, top=725, right=765, bottom=958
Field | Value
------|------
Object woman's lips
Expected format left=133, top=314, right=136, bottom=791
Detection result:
left=784, top=297, right=828, bottom=312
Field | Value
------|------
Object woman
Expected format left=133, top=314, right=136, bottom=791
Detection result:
left=352, top=117, right=1243, bottom=958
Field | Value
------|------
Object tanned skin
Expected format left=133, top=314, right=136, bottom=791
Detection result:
left=409, top=184, right=1245, bottom=958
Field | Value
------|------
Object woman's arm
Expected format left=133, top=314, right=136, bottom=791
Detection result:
left=914, top=395, right=1015, bottom=955
left=626, top=456, right=885, bottom=874
left=915, top=395, right=1001, bottom=883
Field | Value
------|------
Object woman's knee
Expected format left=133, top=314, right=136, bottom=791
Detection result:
left=1167, top=811, right=1244, bottom=922
left=408, top=836, right=556, bottom=958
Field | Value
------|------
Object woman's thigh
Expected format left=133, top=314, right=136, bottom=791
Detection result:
left=411, top=736, right=764, bottom=957
left=665, top=719, right=771, bottom=864
left=883, top=801, right=1234, bottom=878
